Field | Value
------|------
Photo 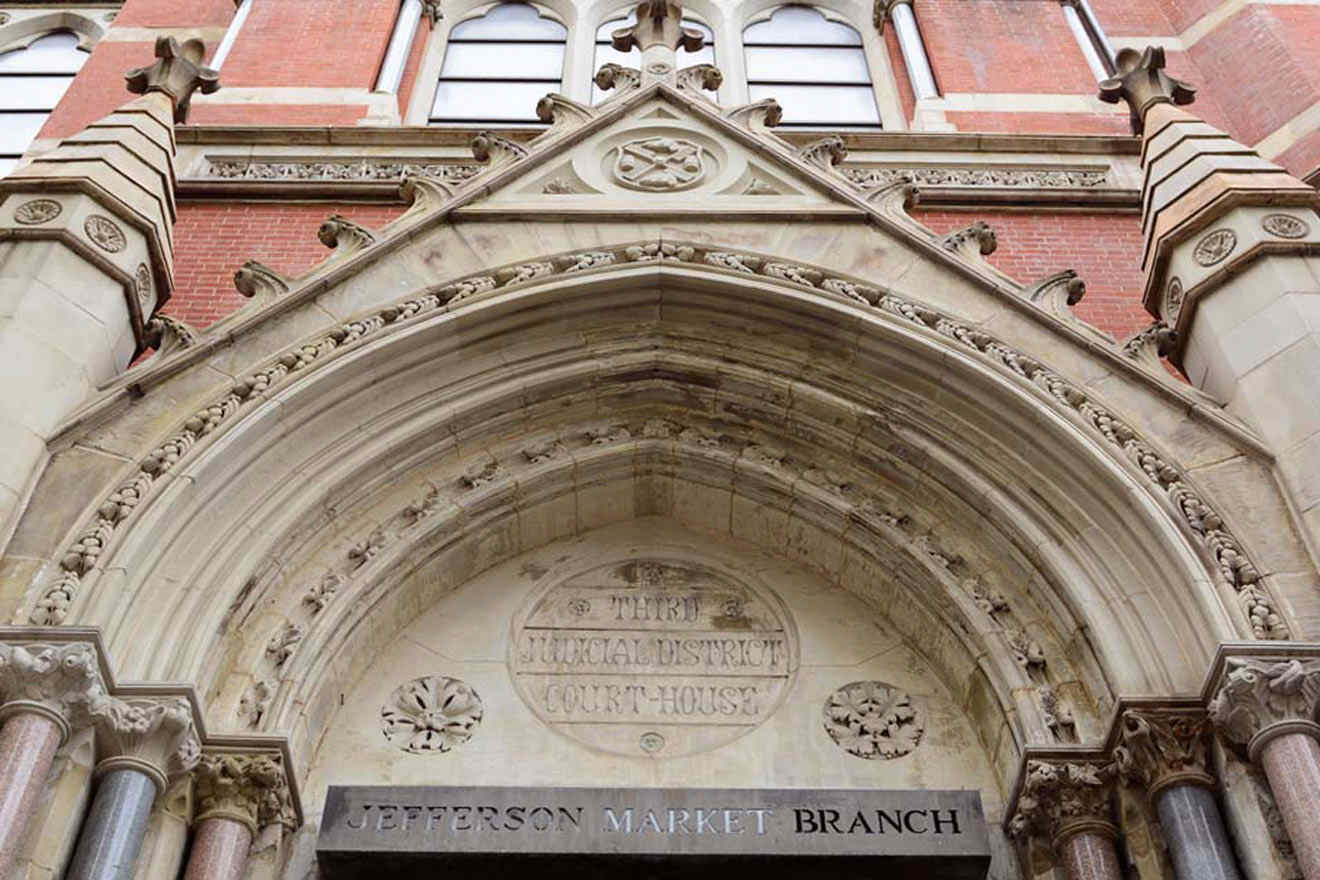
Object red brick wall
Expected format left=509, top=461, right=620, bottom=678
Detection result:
left=883, top=26, right=916, bottom=125
left=115, top=0, right=235, bottom=28
left=41, top=40, right=155, bottom=138
left=912, top=209, right=1151, bottom=339
left=188, top=104, right=369, bottom=125
left=943, top=111, right=1131, bottom=135
left=167, top=203, right=408, bottom=327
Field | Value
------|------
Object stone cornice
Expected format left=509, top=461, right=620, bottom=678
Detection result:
left=0, top=627, right=305, bottom=826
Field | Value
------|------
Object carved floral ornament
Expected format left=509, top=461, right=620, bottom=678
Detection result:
left=30, top=241, right=1287, bottom=658
left=13, top=199, right=62, bottom=225
left=381, top=675, right=483, bottom=754
left=823, top=681, right=924, bottom=759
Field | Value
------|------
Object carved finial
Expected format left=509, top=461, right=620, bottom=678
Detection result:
left=1026, top=269, right=1085, bottom=307
left=726, top=98, right=783, bottom=131
left=233, top=260, right=290, bottom=299
left=535, top=93, right=597, bottom=129
left=796, top=136, right=848, bottom=171
left=145, top=314, right=198, bottom=357
left=941, top=221, right=998, bottom=258
left=471, top=131, right=530, bottom=168
left=611, top=1, right=704, bottom=53
left=317, top=214, right=376, bottom=255
left=1121, top=321, right=1177, bottom=361
left=1098, top=46, right=1195, bottom=134
left=1112, top=710, right=1214, bottom=797
left=124, top=36, right=220, bottom=123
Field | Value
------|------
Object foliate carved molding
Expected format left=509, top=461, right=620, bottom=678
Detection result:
left=89, top=695, right=201, bottom=790
left=823, top=680, right=923, bottom=759
left=302, top=572, right=344, bottom=614
left=124, top=36, right=220, bottom=123
left=0, top=642, right=105, bottom=733
left=796, top=137, right=847, bottom=172
left=1209, top=658, right=1320, bottom=755
left=380, top=675, right=483, bottom=753
left=1113, top=710, right=1213, bottom=795
left=193, top=752, right=295, bottom=832
left=264, top=622, right=303, bottom=667
left=471, top=131, right=529, bottom=169
left=940, top=221, right=998, bottom=258
left=675, top=63, right=722, bottom=93
left=34, top=241, right=1285, bottom=649
left=238, top=680, right=272, bottom=729
left=1011, top=760, right=1117, bottom=846
left=202, top=158, right=480, bottom=184
left=841, top=166, right=1109, bottom=190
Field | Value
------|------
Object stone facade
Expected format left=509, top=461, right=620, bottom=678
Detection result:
left=1, top=1, right=1320, bottom=879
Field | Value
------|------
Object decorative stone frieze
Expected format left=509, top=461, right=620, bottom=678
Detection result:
left=202, top=158, right=480, bottom=183
left=1113, top=710, right=1213, bottom=796
left=1209, top=658, right=1320, bottom=757
left=125, top=36, right=220, bottom=123
left=1011, top=760, right=1117, bottom=847
left=193, top=752, right=295, bottom=833
left=31, top=240, right=1285, bottom=650
left=0, top=642, right=105, bottom=737
left=89, top=695, right=201, bottom=792
left=841, top=166, right=1109, bottom=190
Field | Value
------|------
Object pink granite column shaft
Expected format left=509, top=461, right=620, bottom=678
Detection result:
left=1259, top=731, right=1320, bottom=880
left=0, top=710, right=64, bottom=877
left=1058, top=830, right=1124, bottom=880
left=182, top=816, right=253, bottom=880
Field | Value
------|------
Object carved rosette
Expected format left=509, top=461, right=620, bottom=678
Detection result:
left=1113, top=710, right=1214, bottom=797
left=193, top=752, right=294, bottom=833
left=0, top=641, right=106, bottom=739
left=88, top=695, right=201, bottom=792
left=380, top=676, right=483, bottom=754
left=1209, top=657, right=1320, bottom=759
left=1011, top=760, right=1117, bottom=850
left=822, top=680, right=923, bottom=759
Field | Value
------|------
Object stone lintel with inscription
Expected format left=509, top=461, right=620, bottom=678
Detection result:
left=317, top=786, right=990, bottom=879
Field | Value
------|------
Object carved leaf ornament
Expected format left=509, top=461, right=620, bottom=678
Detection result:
left=31, top=241, right=1285, bottom=648
left=381, top=675, right=483, bottom=754
left=823, top=680, right=923, bottom=759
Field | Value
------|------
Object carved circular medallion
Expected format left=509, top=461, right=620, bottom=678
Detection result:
left=134, top=263, right=152, bottom=306
left=1192, top=228, right=1236, bottom=266
left=14, top=199, right=62, bottom=225
left=84, top=214, right=126, bottom=253
left=823, top=680, right=924, bottom=760
left=509, top=558, right=799, bottom=757
left=645, top=61, right=673, bottom=76
left=1165, top=277, right=1184, bottom=322
left=612, top=137, right=706, bottom=192
left=1262, top=213, right=1309, bottom=239
left=380, top=675, right=483, bottom=754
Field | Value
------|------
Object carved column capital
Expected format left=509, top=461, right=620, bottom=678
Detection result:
left=610, top=1, right=704, bottom=52
left=88, top=694, right=201, bottom=794
left=1097, top=46, right=1195, bottom=134
left=1209, top=657, right=1320, bottom=760
left=1113, top=709, right=1214, bottom=797
left=873, top=0, right=913, bottom=33
left=125, top=35, right=220, bottom=123
left=193, top=752, right=295, bottom=834
left=1010, top=760, right=1117, bottom=850
left=0, top=641, right=106, bottom=741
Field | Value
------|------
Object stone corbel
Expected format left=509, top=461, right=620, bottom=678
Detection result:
left=0, top=641, right=106, bottom=742
left=193, top=751, right=296, bottom=834
left=1113, top=709, right=1215, bottom=798
left=88, top=695, right=201, bottom=793
left=1209, top=656, right=1320, bottom=760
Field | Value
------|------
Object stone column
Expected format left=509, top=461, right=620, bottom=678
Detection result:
left=1114, top=709, right=1242, bottom=880
left=66, top=696, right=200, bottom=880
left=875, top=0, right=938, bottom=100
left=1011, top=760, right=1122, bottom=880
left=1210, top=657, right=1320, bottom=880
left=182, top=753, right=294, bottom=880
left=0, top=641, right=104, bottom=877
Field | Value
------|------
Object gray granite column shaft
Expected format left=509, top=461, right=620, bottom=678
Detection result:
left=66, top=768, right=158, bottom=880
left=1154, top=783, right=1242, bottom=880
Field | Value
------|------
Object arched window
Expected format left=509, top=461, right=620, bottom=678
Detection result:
left=592, top=9, right=713, bottom=102
left=0, top=31, right=87, bottom=176
left=743, top=5, right=880, bottom=128
left=430, top=3, right=566, bottom=125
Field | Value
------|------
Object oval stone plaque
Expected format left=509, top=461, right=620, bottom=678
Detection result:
left=509, top=559, right=799, bottom=757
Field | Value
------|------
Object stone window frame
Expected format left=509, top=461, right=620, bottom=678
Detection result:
left=0, top=6, right=115, bottom=173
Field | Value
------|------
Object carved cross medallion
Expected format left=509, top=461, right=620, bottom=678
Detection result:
left=613, top=137, right=705, bottom=191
